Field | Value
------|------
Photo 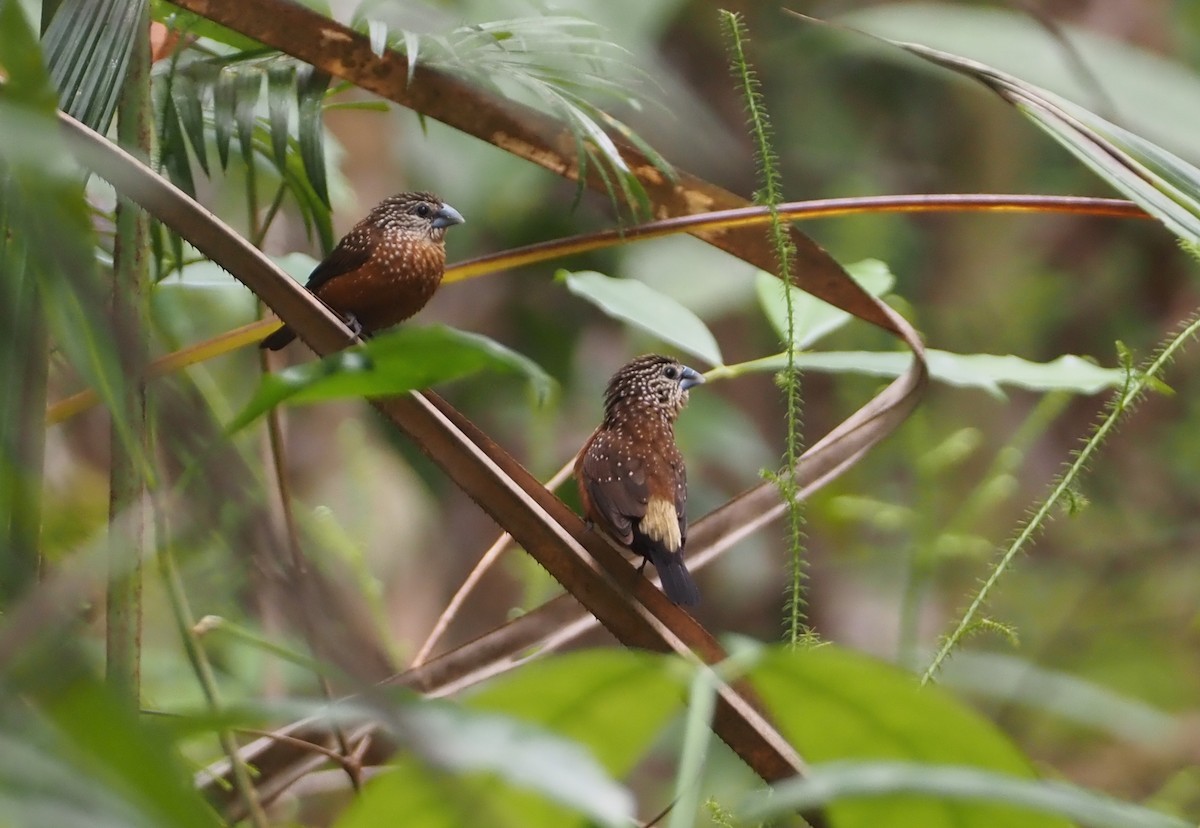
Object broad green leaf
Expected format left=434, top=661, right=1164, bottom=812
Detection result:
left=756, top=259, right=894, bottom=349
left=466, top=650, right=685, bottom=776
left=560, top=269, right=724, bottom=367
left=743, top=350, right=1125, bottom=398
left=1, top=684, right=221, bottom=828
left=750, top=645, right=1069, bottom=828
left=335, top=757, right=497, bottom=828
left=741, top=761, right=1188, bottom=828
left=457, top=650, right=684, bottom=828
left=935, top=651, right=1176, bottom=747
left=343, top=696, right=638, bottom=825
left=229, top=325, right=554, bottom=430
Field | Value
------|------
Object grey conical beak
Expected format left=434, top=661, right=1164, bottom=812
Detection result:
left=432, top=203, right=465, bottom=229
left=679, top=365, right=705, bottom=391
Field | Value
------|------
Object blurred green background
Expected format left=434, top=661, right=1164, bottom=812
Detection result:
left=31, top=0, right=1200, bottom=820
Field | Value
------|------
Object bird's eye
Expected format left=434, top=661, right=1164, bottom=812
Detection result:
left=415, top=203, right=432, bottom=218
left=663, top=366, right=678, bottom=379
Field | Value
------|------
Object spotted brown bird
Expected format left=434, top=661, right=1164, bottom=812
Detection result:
left=261, top=191, right=465, bottom=351
left=575, top=354, right=705, bottom=606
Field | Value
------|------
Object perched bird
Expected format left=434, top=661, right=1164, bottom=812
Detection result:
left=575, top=354, right=705, bottom=606
left=261, top=191, right=465, bottom=351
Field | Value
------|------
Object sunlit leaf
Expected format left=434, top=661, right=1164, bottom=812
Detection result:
left=229, top=325, right=554, bottom=430
left=756, top=258, right=894, bottom=348
left=741, top=761, right=1187, bottom=828
left=560, top=270, right=724, bottom=367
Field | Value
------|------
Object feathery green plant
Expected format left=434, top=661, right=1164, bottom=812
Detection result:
left=349, top=8, right=674, bottom=219
left=720, top=10, right=810, bottom=645
left=924, top=311, right=1200, bottom=682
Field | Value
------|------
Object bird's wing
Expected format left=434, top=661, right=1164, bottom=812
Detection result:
left=675, top=457, right=688, bottom=546
left=580, top=435, right=648, bottom=546
left=304, top=224, right=378, bottom=293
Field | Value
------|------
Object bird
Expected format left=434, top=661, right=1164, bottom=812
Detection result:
left=261, top=191, right=465, bottom=351
left=574, top=354, right=705, bottom=606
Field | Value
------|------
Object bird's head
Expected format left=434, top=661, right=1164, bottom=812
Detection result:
left=603, top=354, right=705, bottom=421
left=373, top=191, right=465, bottom=242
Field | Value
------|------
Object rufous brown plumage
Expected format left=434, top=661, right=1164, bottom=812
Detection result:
left=575, top=354, right=704, bottom=606
left=261, top=191, right=464, bottom=351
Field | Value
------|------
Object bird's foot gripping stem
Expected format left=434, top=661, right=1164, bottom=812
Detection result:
left=342, top=313, right=366, bottom=340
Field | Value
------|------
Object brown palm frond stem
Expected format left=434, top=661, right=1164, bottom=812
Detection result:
left=61, top=112, right=829, bottom=826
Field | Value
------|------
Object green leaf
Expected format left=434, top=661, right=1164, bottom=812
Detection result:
left=334, top=757, right=492, bottom=828
left=266, top=62, right=294, bottom=172
left=212, top=66, right=236, bottom=169
left=560, top=269, right=724, bottom=367
left=1022, top=100, right=1200, bottom=245
left=740, top=761, right=1188, bottom=828
left=935, top=651, right=1177, bottom=747
left=744, top=350, right=1126, bottom=398
left=43, top=0, right=148, bottom=133
left=297, top=64, right=331, bottom=206
left=169, top=71, right=209, bottom=176
left=233, top=70, right=262, bottom=165
left=350, top=651, right=683, bottom=828
left=0, top=0, right=138, bottom=467
left=465, top=650, right=685, bottom=776
left=859, top=35, right=1200, bottom=245
left=229, top=325, right=554, bottom=430
left=156, top=87, right=196, bottom=196
left=756, top=259, right=894, bottom=348
left=52, top=692, right=221, bottom=828
left=381, top=701, right=635, bottom=827
left=149, top=3, right=264, bottom=52
left=839, top=4, right=1200, bottom=165
left=749, top=645, right=1069, bottom=828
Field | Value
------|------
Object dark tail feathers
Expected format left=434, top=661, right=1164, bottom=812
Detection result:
left=650, top=551, right=700, bottom=607
left=260, top=325, right=296, bottom=351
